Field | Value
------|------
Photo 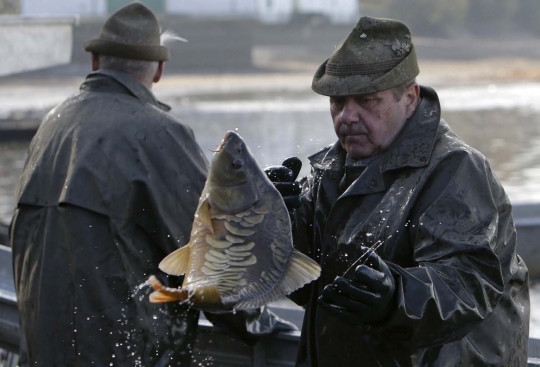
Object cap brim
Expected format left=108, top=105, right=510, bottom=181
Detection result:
left=84, top=38, right=170, bottom=62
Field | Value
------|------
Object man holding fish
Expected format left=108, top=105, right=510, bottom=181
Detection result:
left=266, top=16, right=530, bottom=367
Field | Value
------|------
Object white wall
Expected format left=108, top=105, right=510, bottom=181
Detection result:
left=255, top=0, right=293, bottom=24
left=0, top=18, right=73, bottom=76
left=21, top=0, right=106, bottom=16
left=166, top=0, right=257, bottom=17
left=20, top=0, right=356, bottom=22
left=298, top=0, right=359, bottom=24
left=255, top=0, right=358, bottom=24
left=324, top=0, right=359, bottom=24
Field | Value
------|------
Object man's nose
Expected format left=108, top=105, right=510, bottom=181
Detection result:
left=340, top=98, right=359, bottom=125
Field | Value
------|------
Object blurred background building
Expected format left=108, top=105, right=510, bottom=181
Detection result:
left=18, top=0, right=359, bottom=24
left=2, top=0, right=539, bottom=36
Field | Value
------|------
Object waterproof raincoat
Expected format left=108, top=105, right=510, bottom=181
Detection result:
left=9, top=70, right=291, bottom=366
left=291, top=86, right=529, bottom=366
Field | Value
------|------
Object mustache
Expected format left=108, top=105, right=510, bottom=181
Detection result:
left=338, top=124, right=367, bottom=136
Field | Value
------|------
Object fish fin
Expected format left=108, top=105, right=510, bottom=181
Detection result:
left=159, top=245, right=190, bottom=276
left=234, top=250, right=321, bottom=310
left=148, top=275, right=190, bottom=304
left=198, top=198, right=215, bottom=235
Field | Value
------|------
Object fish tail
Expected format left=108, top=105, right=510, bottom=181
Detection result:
left=148, top=275, right=190, bottom=304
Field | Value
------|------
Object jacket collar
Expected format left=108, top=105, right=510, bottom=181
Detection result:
left=381, top=85, right=440, bottom=172
left=81, top=69, right=171, bottom=112
left=308, top=85, right=441, bottom=197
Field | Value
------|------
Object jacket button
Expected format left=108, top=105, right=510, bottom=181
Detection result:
left=369, top=179, right=377, bottom=186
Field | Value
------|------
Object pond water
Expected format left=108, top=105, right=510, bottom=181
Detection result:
left=3, top=103, right=540, bottom=225
left=1, top=81, right=540, bottom=336
left=3, top=82, right=540, bottom=221
left=0, top=140, right=28, bottom=225
left=0, top=83, right=540, bottom=223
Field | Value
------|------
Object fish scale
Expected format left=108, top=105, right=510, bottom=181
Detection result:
left=148, top=131, right=321, bottom=312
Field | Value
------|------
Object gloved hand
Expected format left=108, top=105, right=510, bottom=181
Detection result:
left=204, top=305, right=298, bottom=346
left=264, top=157, right=302, bottom=214
left=319, top=247, right=396, bottom=325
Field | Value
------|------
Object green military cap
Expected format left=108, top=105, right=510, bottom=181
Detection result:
left=84, top=2, right=169, bottom=61
left=312, top=16, right=419, bottom=96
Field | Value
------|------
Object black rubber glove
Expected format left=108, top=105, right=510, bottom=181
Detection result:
left=319, top=247, right=396, bottom=325
left=264, top=157, right=302, bottom=214
left=204, top=305, right=298, bottom=346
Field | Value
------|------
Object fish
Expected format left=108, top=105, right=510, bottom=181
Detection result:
left=148, top=131, right=321, bottom=312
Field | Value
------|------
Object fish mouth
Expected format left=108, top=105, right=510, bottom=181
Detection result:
left=215, top=131, right=241, bottom=153
left=208, top=130, right=249, bottom=188
left=223, top=131, right=242, bottom=144
left=215, top=138, right=226, bottom=153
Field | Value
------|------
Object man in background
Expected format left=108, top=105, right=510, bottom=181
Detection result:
left=10, top=3, right=292, bottom=365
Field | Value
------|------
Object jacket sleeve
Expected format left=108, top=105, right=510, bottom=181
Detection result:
left=380, top=152, right=506, bottom=349
left=119, top=120, right=209, bottom=256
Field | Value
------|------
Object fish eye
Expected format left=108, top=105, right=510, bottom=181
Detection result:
left=232, top=159, right=244, bottom=169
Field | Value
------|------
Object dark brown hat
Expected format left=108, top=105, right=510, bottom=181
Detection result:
left=312, top=16, right=419, bottom=96
left=84, top=2, right=169, bottom=61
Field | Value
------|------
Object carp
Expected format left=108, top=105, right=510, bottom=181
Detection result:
left=148, top=131, right=320, bottom=312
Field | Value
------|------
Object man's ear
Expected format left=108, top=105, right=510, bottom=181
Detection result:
left=405, top=83, right=420, bottom=119
left=153, top=61, right=164, bottom=84
left=91, top=53, right=100, bottom=71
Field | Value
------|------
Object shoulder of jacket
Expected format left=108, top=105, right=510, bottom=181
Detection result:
left=308, top=144, right=334, bottom=163
left=431, top=120, right=488, bottom=167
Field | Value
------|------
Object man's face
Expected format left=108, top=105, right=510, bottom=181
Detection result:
left=330, top=86, right=416, bottom=159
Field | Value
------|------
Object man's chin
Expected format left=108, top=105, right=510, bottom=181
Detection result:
left=340, top=141, right=374, bottom=159
left=345, top=147, right=375, bottom=159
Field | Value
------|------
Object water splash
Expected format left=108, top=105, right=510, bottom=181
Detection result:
left=342, top=240, right=384, bottom=277
left=132, top=279, right=150, bottom=299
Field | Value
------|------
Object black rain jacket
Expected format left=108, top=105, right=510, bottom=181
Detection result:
left=291, top=86, right=530, bottom=367
left=9, top=70, right=291, bottom=366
